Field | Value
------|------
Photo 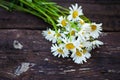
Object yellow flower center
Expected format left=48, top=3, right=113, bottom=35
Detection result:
left=80, top=20, right=85, bottom=25
left=76, top=49, right=82, bottom=57
left=70, top=30, right=75, bottom=36
left=61, top=19, right=67, bottom=27
left=73, top=10, right=79, bottom=18
left=57, top=48, right=64, bottom=54
left=66, top=43, right=75, bottom=50
left=48, top=31, right=51, bottom=34
left=91, top=25, right=97, bottom=31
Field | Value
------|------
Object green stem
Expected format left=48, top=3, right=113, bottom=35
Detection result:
left=0, top=4, right=9, bottom=10
left=20, top=0, right=57, bottom=32
left=0, top=0, right=70, bottom=32
left=0, top=1, right=46, bottom=21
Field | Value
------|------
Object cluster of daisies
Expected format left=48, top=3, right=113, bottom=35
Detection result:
left=42, top=4, right=103, bottom=64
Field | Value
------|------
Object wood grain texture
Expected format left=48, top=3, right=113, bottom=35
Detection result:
left=0, top=0, right=120, bottom=80
left=0, top=0, right=120, bottom=31
left=0, top=30, right=120, bottom=80
left=52, top=0, right=120, bottom=4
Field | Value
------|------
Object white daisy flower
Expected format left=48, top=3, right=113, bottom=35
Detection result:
left=42, top=28, right=55, bottom=42
left=78, top=19, right=85, bottom=27
left=64, top=24, right=79, bottom=37
left=65, top=41, right=76, bottom=51
left=53, top=29, right=62, bottom=43
left=67, top=28, right=77, bottom=37
left=78, top=23, right=91, bottom=41
left=71, top=48, right=92, bottom=64
left=80, top=23, right=91, bottom=39
left=57, top=16, right=67, bottom=27
left=81, top=23, right=91, bottom=32
left=51, top=44, right=69, bottom=58
left=68, top=3, right=83, bottom=22
left=80, top=41, right=92, bottom=51
left=71, top=49, right=86, bottom=64
left=89, top=23, right=102, bottom=38
left=70, top=30, right=76, bottom=36
left=77, top=31, right=86, bottom=42
left=91, top=40, right=104, bottom=49
left=62, top=37, right=80, bottom=51
left=82, top=49, right=91, bottom=59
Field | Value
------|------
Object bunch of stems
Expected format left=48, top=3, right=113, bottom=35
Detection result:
left=0, top=0, right=90, bottom=32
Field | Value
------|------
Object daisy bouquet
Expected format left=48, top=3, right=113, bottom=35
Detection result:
left=0, top=0, right=103, bottom=64
left=43, top=4, right=103, bottom=64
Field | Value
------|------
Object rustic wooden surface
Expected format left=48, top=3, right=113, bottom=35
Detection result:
left=0, top=0, right=120, bottom=80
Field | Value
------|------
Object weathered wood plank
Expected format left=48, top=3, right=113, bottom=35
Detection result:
left=0, top=30, right=119, bottom=52
left=0, top=51, right=120, bottom=80
left=0, top=1, right=120, bottom=31
left=0, top=30, right=51, bottom=52
left=0, top=8, right=50, bottom=30
left=53, top=0, right=120, bottom=4
left=0, top=30, right=120, bottom=80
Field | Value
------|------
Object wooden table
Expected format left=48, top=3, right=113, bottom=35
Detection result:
left=0, top=0, right=120, bottom=80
